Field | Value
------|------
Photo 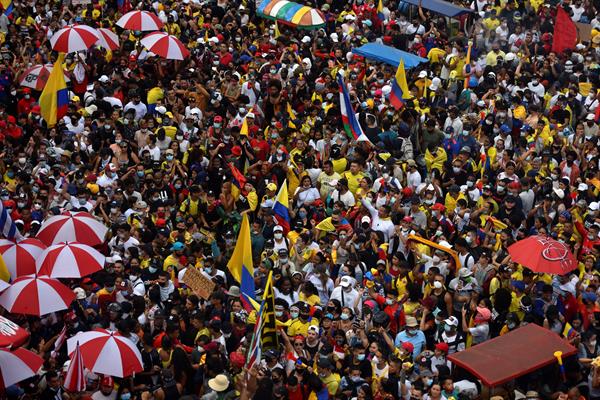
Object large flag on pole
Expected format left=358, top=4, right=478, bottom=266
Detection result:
left=245, top=271, right=278, bottom=368
left=39, top=53, right=69, bottom=127
left=0, top=201, right=23, bottom=242
left=552, top=7, right=577, bottom=54
left=227, top=214, right=256, bottom=311
left=337, top=72, right=371, bottom=143
left=377, top=0, right=385, bottom=21
left=389, top=59, right=410, bottom=110
left=272, top=181, right=290, bottom=233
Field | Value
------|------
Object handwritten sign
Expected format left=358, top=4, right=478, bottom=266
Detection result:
left=183, top=267, right=216, bottom=300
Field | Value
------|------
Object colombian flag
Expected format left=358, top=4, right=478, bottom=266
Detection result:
left=39, top=53, right=68, bottom=127
left=229, top=162, right=247, bottom=194
left=377, top=0, right=384, bottom=21
left=227, top=214, right=256, bottom=311
left=272, top=180, right=290, bottom=233
left=389, top=59, right=410, bottom=110
left=0, top=0, right=12, bottom=16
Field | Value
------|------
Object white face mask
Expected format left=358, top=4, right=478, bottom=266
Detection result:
left=274, top=232, right=283, bottom=240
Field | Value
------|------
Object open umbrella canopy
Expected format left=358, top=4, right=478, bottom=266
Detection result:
left=0, top=275, right=75, bottom=316
left=36, top=211, right=108, bottom=247
left=0, top=316, right=29, bottom=348
left=64, top=342, right=86, bottom=393
left=67, top=329, right=143, bottom=378
left=49, top=25, right=100, bottom=53
left=116, top=10, right=163, bottom=31
left=257, top=0, right=325, bottom=29
left=0, top=238, right=47, bottom=279
left=140, top=32, right=190, bottom=60
left=0, top=347, right=43, bottom=390
left=18, top=64, right=71, bottom=91
left=96, top=28, right=120, bottom=50
left=37, top=241, right=105, bottom=278
left=507, top=235, right=577, bottom=275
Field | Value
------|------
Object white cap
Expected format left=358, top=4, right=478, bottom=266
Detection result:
left=458, top=268, right=473, bottom=278
left=418, top=70, right=427, bottom=78
left=340, top=276, right=352, bottom=288
left=444, top=316, right=459, bottom=326
left=429, top=77, right=441, bottom=91
left=330, top=32, right=339, bottom=42
left=505, top=52, right=516, bottom=61
left=381, top=85, right=391, bottom=96
left=578, top=183, right=589, bottom=191
left=586, top=113, right=596, bottom=121
left=301, top=36, right=311, bottom=44
left=74, top=287, right=86, bottom=300
left=155, top=106, right=167, bottom=115
left=361, top=215, right=371, bottom=224
left=438, top=240, right=452, bottom=248
left=553, top=187, right=565, bottom=199
left=208, top=37, right=219, bottom=43
left=273, top=225, right=283, bottom=232
left=344, top=14, right=356, bottom=21
left=590, top=202, right=599, bottom=211
left=98, top=75, right=110, bottom=83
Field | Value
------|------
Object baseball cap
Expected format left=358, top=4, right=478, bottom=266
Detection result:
left=340, top=276, right=352, bottom=288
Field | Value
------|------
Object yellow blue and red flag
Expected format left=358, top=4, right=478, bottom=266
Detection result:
left=39, top=53, right=68, bottom=127
left=337, top=72, right=369, bottom=142
left=0, top=0, right=13, bottom=16
left=389, top=59, right=410, bottom=110
left=227, top=213, right=255, bottom=311
left=377, top=0, right=384, bottom=21
left=272, top=180, right=290, bottom=233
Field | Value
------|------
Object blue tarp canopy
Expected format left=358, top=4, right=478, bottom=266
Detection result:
left=401, top=0, right=472, bottom=18
left=352, top=43, right=428, bottom=69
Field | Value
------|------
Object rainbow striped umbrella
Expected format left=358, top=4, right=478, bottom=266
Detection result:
left=257, top=0, right=325, bottom=29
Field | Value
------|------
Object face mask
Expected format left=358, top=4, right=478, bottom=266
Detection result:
left=290, top=311, right=299, bottom=319
left=274, top=233, right=283, bottom=240
left=272, top=132, right=279, bottom=139
left=204, top=267, right=212, bottom=274
left=465, top=236, right=473, bottom=244
left=551, top=174, right=559, bottom=180
left=386, top=298, right=394, bottom=305
left=166, top=155, right=174, bottom=161
left=424, top=378, right=433, bottom=387
left=123, top=118, right=129, bottom=125
left=424, top=199, right=434, bottom=205
left=34, top=203, right=42, bottom=210
left=137, top=171, right=144, bottom=177
left=356, top=354, right=365, bottom=361
left=10, top=90, right=16, bottom=96
left=275, top=311, right=283, bottom=317
left=407, top=328, right=417, bottom=335
left=121, top=393, right=131, bottom=400
left=590, top=340, right=597, bottom=347
left=270, top=69, right=277, bottom=74
left=507, top=322, right=516, bottom=330
left=78, top=198, right=87, bottom=205
left=17, top=201, right=26, bottom=208
left=149, top=266, right=158, bottom=273
left=496, top=185, right=505, bottom=193
left=588, top=233, right=595, bottom=240
left=223, top=333, right=231, bottom=338
left=444, top=324, right=453, bottom=332
left=298, top=211, right=307, bottom=219
left=104, top=124, right=111, bottom=130
left=106, top=286, right=115, bottom=293
left=129, top=275, right=138, bottom=282
left=453, top=167, right=461, bottom=173
left=341, top=313, right=350, bottom=320
left=432, top=255, right=441, bottom=263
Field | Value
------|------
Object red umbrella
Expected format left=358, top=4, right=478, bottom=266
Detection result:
left=67, top=329, right=143, bottom=378
left=49, top=25, right=100, bottom=53
left=0, top=316, right=29, bottom=348
left=0, top=347, right=43, bottom=390
left=0, top=275, right=75, bottom=316
left=64, top=342, right=86, bottom=393
left=0, top=238, right=47, bottom=279
left=18, top=64, right=71, bottom=91
left=36, top=212, right=108, bottom=246
left=507, top=235, right=577, bottom=274
left=140, top=32, right=190, bottom=60
left=96, top=28, right=120, bottom=51
left=116, top=10, right=163, bottom=31
left=36, top=242, right=105, bottom=279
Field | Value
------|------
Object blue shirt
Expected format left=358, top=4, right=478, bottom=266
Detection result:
left=394, top=329, right=426, bottom=359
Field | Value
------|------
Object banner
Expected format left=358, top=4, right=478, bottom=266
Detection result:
left=261, top=270, right=279, bottom=351
left=182, top=267, right=215, bottom=300
left=552, top=7, right=577, bottom=53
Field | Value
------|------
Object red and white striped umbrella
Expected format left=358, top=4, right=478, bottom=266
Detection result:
left=96, top=28, right=120, bottom=50
left=37, top=242, right=105, bottom=279
left=0, top=275, right=75, bottom=316
left=36, top=212, right=108, bottom=246
left=67, top=329, right=143, bottom=378
left=64, top=342, right=86, bottom=392
left=141, top=32, right=190, bottom=60
left=49, top=25, right=100, bottom=53
left=18, top=64, right=71, bottom=91
left=0, top=238, right=47, bottom=279
left=0, top=347, right=43, bottom=390
left=116, top=10, right=163, bottom=31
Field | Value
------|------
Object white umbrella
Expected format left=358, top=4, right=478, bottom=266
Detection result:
left=0, top=274, right=75, bottom=316
left=18, top=64, right=70, bottom=91
left=140, top=32, right=190, bottom=60
left=49, top=25, right=100, bottom=53
left=0, top=238, right=47, bottom=278
left=0, top=347, right=43, bottom=389
left=67, top=329, right=143, bottom=378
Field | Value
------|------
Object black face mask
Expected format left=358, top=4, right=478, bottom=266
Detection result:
left=299, top=313, right=309, bottom=320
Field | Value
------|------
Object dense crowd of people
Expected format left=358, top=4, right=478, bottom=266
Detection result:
left=1, top=0, right=600, bottom=399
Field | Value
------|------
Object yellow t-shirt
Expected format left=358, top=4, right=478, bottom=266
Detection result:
left=287, top=318, right=319, bottom=337
left=341, top=171, right=365, bottom=195
left=147, top=87, right=164, bottom=105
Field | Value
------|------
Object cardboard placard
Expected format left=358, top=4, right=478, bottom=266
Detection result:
left=183, top=267, right=216, bottom=300
left=575, top=22, right=592, bottom=43
left=72, top=0, right=92, bottom=4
